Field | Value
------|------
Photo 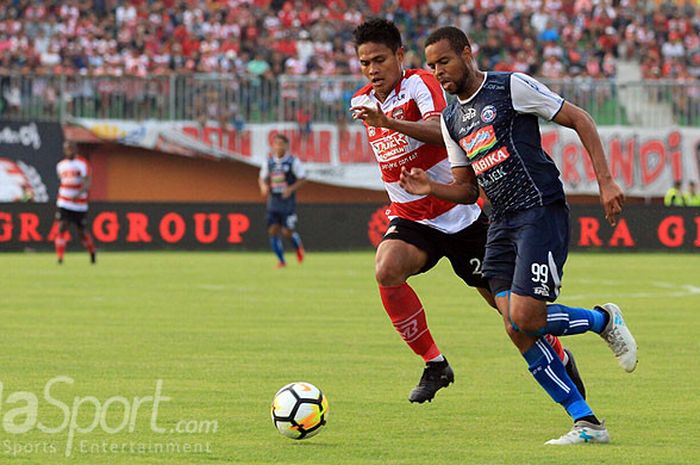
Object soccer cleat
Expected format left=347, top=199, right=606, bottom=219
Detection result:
left=90, top=252, right=96, bottom=264
left=296, top=245, right=305, bottom=264
left=276, top=261, right=287, bottom=269
left=545, top=420, right=610, bottom=445
left=408, top=359, right=454, bottom=403
left=563, top=348, right=586, bottom=399
left=597, top=303, right=638, bottom=373
left=57, top=258, right=63, bottom=265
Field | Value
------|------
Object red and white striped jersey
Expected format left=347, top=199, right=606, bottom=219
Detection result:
left=56, top=156, right=90, bottom=212
left=351, top=69, right=480, bottom=233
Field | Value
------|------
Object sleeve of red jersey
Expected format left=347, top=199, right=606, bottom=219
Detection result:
left=413, top=73, right=447, bottom=120
left=83, top=158, right=91, bottom=178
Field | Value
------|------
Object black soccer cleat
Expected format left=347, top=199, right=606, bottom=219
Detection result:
left=90, top=252, right=96, bottom=264
left=564, top=348, right=586, bottom=400
left=408, top=359, right=454, bottom=403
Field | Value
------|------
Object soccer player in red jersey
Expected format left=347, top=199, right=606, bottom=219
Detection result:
left=54, top=141, right=96, bottom=264
left=350, top=19, right=585, bottom=404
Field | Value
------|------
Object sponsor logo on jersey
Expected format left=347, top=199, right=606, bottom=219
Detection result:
left=533, top=283, right=550, bottom=296
left=462, top=107, right=476, bottom=121
left=371, top=132, right=409, bottom=160
left=471, top=146, right=511, bottom=175
left=459, top=125, right=497, bottom=159
left=481, top=105, right=497, bottom=123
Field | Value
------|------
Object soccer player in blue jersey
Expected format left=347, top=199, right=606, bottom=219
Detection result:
left=400, top=26, right=638, bottom=444
left=259, top=134, right=307, bottom=267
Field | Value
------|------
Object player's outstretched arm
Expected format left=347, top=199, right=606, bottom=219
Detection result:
left=351, top=104, right=445, bottom=146
left=399, top=166, right=479, bottom=204
left=553, top=101, right=624, bottom=226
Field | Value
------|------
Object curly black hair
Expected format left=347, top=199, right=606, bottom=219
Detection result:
left=352, top=18, right=402, bottom=52
left=425, top=26, right=471, bottom=55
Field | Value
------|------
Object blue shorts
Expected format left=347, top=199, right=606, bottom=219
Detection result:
left=266, top=210, right=298, bottom=230
left=482, top=202, right=569, bottom=302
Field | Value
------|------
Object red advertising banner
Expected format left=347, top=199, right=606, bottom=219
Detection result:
left=73, top=119, right=700, bottom=196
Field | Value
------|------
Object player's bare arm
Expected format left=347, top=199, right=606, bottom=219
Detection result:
left=350, top=105, right=445, bottom=146
left=258, top=177, right=269, bottom=197
left=399, top=165, right=479, bottom=204
left=283, top=178, right=307, bottom=199
left=553, top=101, right=624, bottom=226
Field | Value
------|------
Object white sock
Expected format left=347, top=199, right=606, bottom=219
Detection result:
left=428, top=354, right=445, bottom=363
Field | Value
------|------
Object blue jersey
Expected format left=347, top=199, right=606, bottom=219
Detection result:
left=259, top=154, right=306, bottom=212
left=441, top=72, right=566, bottom=221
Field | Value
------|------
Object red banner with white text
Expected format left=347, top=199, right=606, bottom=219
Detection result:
left=72, top=119, right=700, bottom=197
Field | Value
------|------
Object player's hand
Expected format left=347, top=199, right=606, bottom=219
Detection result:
left=600, top=179, right=624, bottom=226
left=282, top=188, right=292, bottom=199
left=399, top=167, right=431, bottom=195
left=350, top=103, right=389, bottom=128
left=260, top=185, right=269, bottom=197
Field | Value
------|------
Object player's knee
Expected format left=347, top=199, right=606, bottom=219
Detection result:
left=503, top=318, right=520, bottom=340
left=511, top=315, right=546, bottom=336
left=503, top=321, right=532, bottom=350
left=375, top=261, right=406, bottom=287
left=509, top=307, right=544, bottom=336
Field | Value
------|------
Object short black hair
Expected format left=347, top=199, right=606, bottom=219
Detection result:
left=425, top=27, right=471, bottom=55
left=353, top=18, right=402, bottom=52
left=273, top=133, right=289, bottom=144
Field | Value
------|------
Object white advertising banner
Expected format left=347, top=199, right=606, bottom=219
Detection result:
left=72, top=118, right=700, bottom=196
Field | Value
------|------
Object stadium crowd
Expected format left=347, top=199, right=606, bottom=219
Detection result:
left=0, top=0, right=698, bottom=121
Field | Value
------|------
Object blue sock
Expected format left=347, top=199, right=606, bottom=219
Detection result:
left=523, top=339, right=592, bottom=421
left=290, top=232, right=303, bottom=251
left=545, top=304, right=607, bottom=336
left=270, top=236, right=285, bottom=263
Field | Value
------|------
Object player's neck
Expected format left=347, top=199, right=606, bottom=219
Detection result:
left=457, top=70, right=486, bottom=102
left=375, top=77, right=400, bottom=103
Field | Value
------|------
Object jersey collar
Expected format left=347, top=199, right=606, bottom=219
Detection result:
left=457, top=72, right=487, bottom=105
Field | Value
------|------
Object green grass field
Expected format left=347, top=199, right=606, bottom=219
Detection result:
left=2, top=251, right=699, bottom=465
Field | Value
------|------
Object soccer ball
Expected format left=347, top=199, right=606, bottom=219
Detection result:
left=271, top=382, right=329, bottom=440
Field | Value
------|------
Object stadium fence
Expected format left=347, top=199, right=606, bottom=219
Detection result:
left=1, top=74, right=698, bottom=127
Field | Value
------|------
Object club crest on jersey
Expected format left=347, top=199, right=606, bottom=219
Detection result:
left=462, top=107, right=476, bottom=122
left=481, top=105, right=497, bottom=123
left=459, top=125, right=497, bottom=159
left=392, top=108, right=405, bottom=120
left=471, top=146, right=511, bottom=175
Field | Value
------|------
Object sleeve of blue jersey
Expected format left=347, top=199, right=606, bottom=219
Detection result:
left=510, top=73, right=564, bottom=121
left=440, top=114, right=469, bottom=167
